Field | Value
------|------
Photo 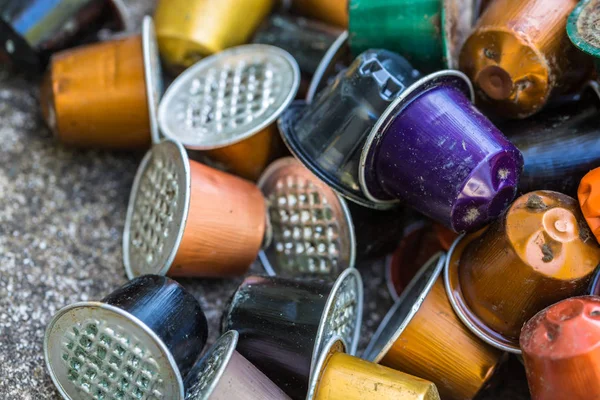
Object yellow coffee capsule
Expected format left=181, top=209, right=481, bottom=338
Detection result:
left=154, top=0, right=274, bottom=72
left=307, top=338, right=441, bottom=400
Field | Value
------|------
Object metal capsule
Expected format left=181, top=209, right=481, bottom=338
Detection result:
left=153, top=0, right=274, bottom=72
left=221, top=270, right=363, bottom=400
left=39, top=16, right=162, bottom=149
left=307, top=337, right=440, bottom=400
left=44, top=275, right=208, bottom=400
left=520, top=296, right=600, bottom=400
left=460, top=0, right=593, bottom=118
left=123, top=144, right=356, bottom=280
left=184, top=331, right=291, bottom=400
left=0, top=0, right=130, bottom=72
left=364, top=253, right=505, bottom=400
left=445, top=191, right=600, bottom=353
left=158, top=44, right=300, bottom=180
left=348, top=0, right=477, bottom=72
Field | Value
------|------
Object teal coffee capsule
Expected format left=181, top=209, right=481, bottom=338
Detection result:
left=348, top=0, right=476, bottom=72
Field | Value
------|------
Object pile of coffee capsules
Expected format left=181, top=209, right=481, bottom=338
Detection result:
left=7, top=0, right=600, bottom=399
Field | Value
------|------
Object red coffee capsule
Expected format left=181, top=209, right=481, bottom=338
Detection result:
left=520, top=296, right=600, bottom=400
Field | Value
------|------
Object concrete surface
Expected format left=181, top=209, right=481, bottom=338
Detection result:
left=0, top=1, right=530, bottom=398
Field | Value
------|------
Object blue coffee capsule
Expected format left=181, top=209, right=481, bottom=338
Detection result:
left=44, top=275, right=208, bottom=400
left=0, top=0, right=130, bottom=72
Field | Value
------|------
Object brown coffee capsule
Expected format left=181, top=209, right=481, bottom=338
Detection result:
left=40, top=16, right=162, bottom=148
left=123, top=147, right=356, bottom=280
left=520, top=296, right=600, bottom=400
left=364, top=253, right=505, bottom=400
left=460, top=0, right=593, bottom=118
left=446, top=190, right=600, bottom=353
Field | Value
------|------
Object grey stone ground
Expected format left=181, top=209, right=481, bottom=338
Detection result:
left=0, top=1, right=530, bottom=398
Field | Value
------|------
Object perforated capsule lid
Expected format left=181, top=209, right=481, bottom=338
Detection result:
left=157, top=44, right=300, bottom=150
left=568, top=0, right=600, bottom=58
left=184, top=331, right=238, bottom=399
left=257, top=157, right=356, bottom=279
left=311, top=267, right=364, bottom=373
left=123, top=140, right=191, bottom=279
left=44, top=302, right=184, bottom=400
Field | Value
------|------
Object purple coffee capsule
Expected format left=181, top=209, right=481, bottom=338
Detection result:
left=278, top=49, right=422, bottom=209
left=359, top=70, right=524, bottom=232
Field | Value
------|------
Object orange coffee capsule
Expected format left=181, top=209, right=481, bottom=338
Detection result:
left=158, top=44, right=300, bottom=180
left=446, top=190, right=600, bottom=353
left=578, top=167, right=600, bottom=245
left=40, top=16, right=161, bottom=149
left=123, top=142, right=356, bottom=280
left=460, top=0, right=593, bottom=118
left=365, top=253, right=505, bottom=400
left=288, top=0, right=348, bottom=28
left=520, top=296, right=600, bottom=400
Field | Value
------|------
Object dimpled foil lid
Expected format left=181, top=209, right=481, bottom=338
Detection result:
left=257, top=157, right=356, bottom=279
left=185, top=331, right=238, bottom=399
left=123, top=140, right=191, bottom=279
left=44, top=302, right=183, bottom=400
left=158, top=44, right=300, bottom=149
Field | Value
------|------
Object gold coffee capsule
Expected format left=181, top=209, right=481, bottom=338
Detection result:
left=158, top=44, right=300, bottom=180
left=154, top=0, right=274, bottom=72
left=364, top=254, right=505, bottom=400
left=40, top=16, right=162, bottom=149
left=307, top=338, right=440, bottom=400
left=460, top=0, right=593, bottom=118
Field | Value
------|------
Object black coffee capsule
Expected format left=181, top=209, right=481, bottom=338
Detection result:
left=44, top=275, right=208, bottom=400
left=221, top=269, right=363, bottom=400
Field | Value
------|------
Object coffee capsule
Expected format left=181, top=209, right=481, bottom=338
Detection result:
left=44, top=275, right=209, bottom=400
left=568, top=0, right=600, bottom=73
left=0, top=0, right=130, bottom=72
left=124, top=145, right=356, bottom=280
left=279, top=49, right=422, bottom=209
left=359, top=70, right=523, bottom=232
left=286, top=0, right=348, bottom=28
left=158, top=44, right=300, bottom=180
left=363, top=253, right=505, bottom=400
left=579, top=167, right=600, bottom=246
left=252, top=13, right=342, bottom=76
left=520, top=296, right=600, bottom=400
left=307, top=337, right=441, bottom=400
left=306, top=31, right=352, bottom=103
left=446, top=191, right=600, bottom=353
left=502, top=85, right=600, bottom=198
left=386, top=221, right=447, bottom=301
left=460, top=0, right=593, bottom=118
left=348, top=0, right=476, bottom=72
left=40, top=16, right=162, bottom=149
left=154, top=0, right=273, bottom=72
left=184, top=331, right=291, bottom=400
left=221, top=269, right=363, bottom=400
